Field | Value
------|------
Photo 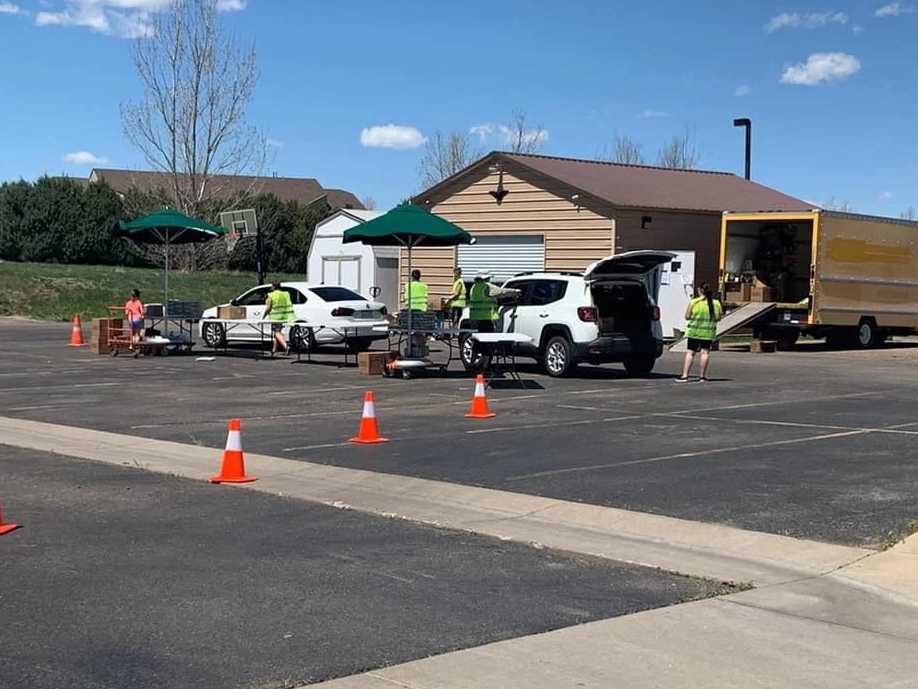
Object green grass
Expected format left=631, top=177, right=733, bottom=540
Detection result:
left=0, top=261, right=302, bottom=322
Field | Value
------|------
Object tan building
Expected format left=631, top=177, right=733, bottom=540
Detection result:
left=408, top=152, right=810, bottom=304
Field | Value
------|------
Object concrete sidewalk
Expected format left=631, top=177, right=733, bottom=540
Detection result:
left=2, top=415, right=916, bottom=688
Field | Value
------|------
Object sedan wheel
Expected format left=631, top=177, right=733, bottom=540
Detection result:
left=201, top=321, right=225, bottom=348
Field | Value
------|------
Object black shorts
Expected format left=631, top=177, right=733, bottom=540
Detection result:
left=687, top=337, right=713, bottom=352
left=271, top=323, right=286, bottom=333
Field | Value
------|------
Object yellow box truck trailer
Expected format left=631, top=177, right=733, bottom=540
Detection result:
left=718, top=210, right=918, bottom=348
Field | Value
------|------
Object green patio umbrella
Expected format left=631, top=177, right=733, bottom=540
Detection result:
left=115, top=208, right=227, bottom=327
left=343, top=204, right=474, bottom=357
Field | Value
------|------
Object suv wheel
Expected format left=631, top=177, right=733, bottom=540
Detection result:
left=857, top=319, right=878, bottom=349
left=623, top=355, right=656, bottom=376
left=459, top=333, right=490, bottom=372
left=543, top=335, right=574, bottom=377
left=289, top=325, right=315, bottom=353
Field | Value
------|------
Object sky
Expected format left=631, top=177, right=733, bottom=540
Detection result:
left=1, top=0, right=916, bottom=215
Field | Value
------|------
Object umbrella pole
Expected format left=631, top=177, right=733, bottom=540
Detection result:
left=406, top=242, right=413, bottom=358
left=164, top=233, right=170, bottom=333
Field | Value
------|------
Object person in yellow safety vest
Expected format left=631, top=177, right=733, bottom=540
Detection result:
left=447, top=267, right=467, bottom=326
left=676, top=282, right=723, bottom=383
left=403, top=269, right=429, bottom=312
left=263, top=280, right=295, bottom=355
left=468, top=272, right=499, bottom=333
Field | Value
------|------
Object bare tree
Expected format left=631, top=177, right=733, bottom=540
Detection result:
left=602, top=135, right=645, bottom=164
left=419, top=131, right=479, bottom=188
left=121, top=0, right=266, bottom=220
left=823, top=197, right=854, bottom=212
left=656, top=131, right=701, bottom=169
left=360, top=195, right=378, bottom=210
left=900, top=206, right=916, bottom=220
left=505, top=111, right=546, bottom=154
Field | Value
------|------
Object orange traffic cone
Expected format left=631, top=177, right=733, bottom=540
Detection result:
left=465, top=374, right=496, bottom=419
left=210, top=418, right=256, bottom=483
left=69, top=314, right=85, bottom=347
left=0, top=503, right=21, bottom=536
left=349, top=391, right=389, bottom=444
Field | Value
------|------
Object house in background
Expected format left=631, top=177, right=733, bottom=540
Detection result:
left=410, top=151, right=811, bottom=304
left=88, top=168, right=364, bottom=211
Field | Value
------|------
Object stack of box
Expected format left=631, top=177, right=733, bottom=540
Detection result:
left=91, top=317, right=121, bottom=355
left=749, top=279, right=777, bottom=302
left=358, top=351, right=393, bottom=375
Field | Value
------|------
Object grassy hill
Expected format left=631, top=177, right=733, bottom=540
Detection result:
left=0, top=261, right=301, bottom=321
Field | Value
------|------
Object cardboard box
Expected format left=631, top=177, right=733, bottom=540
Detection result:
left=358, top=351, right=392, bottom=376
left=741, top=283, right=753, bottom=302
left=217, top=305, right=246, bottom=320
left=749, top=286, right=777, bottom=302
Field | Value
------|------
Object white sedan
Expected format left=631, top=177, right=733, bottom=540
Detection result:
left=199, top=282, right=389, bottom=353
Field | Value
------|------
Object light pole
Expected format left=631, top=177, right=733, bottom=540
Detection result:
left=733, top=118, right=751, bottom=180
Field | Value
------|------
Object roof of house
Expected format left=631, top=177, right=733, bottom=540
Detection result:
left=90, top=169, right=364, bottom=210
left=414, top=151, right=812, bottom=214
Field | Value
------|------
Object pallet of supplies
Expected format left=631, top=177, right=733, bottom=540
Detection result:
left=90, top=317, right=121, bottom=355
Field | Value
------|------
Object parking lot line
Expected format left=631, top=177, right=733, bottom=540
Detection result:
left=505, top=430, right=868, bottom=482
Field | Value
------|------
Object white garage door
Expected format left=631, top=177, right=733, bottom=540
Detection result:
left=457, top=235, right=544, bottom=283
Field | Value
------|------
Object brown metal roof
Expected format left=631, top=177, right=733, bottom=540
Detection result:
left=416, top=152, right=811, bottom=214
left=504, top=153, right=811, bottom=213
left=91, top=169, right=363, bottom=210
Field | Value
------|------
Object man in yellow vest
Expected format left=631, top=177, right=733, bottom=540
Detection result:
left=447, top=267, right=466, bottom=327
left=403, top=269, right=429, bottom=313
left=263, top=280, right=294, bottom=355
left=468, top=272, right=499, bottom=333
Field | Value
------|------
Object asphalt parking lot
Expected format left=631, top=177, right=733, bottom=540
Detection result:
left=2, top=319, right=917, bottom=547
left=0, top=447, right=721, bottom=689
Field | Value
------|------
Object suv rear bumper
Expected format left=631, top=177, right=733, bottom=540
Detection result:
left=573, top=335, right=663, bottom=362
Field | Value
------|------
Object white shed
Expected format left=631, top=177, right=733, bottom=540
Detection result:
left=307, top=209, right=400, bottom=311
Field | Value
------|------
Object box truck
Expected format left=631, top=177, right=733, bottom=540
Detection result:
left=716, top=210, right=918, bottom=348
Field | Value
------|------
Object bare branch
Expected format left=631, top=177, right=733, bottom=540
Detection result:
left=418, top=131, right=480, bottom=188
left=899, top=206, right=916, bottom=220
left=505, top=111, right=546, bottom=154
left=121, top=0, right=265, bottom=220
left=656, top=131, right=701, bottom=169
left=822, top=197, right=855, bottom=212
left=600, top=135, right=645, bottom=164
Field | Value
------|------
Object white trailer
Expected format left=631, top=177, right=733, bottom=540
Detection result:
left=307, top=209, right=399, bottom=312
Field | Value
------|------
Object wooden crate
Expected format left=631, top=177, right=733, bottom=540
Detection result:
left=358, top=351, right=392, bottom=375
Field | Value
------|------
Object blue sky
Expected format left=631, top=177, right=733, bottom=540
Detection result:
left=1, top=0, right=916, bottom=215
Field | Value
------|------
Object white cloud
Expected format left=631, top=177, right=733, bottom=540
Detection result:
left=360, top=124, right=427, bottom=150
left=266, top=138, right=283, bottom=148
left=63, top=151, right=107, bottom=165
left=852, top=23, right=864, bottom=33
left=780, top=52, right=861, bottom=86
left=0, top=2, right=25, bottom=15
left=34, top=0, right=243, bottom=38
left=765, top=11, right=848, bottom=32
left=469, top=122, right=549, bottom=148
left=735, top=84, right=751, bottom=97
left=880, top=191, right=894, bottom=201
left=876, top=2, right=914, bottom=16
left=637, top=109, right=670, bottom=119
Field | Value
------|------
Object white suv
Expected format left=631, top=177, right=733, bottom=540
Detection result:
left=460, top=251, right=674, bottom=377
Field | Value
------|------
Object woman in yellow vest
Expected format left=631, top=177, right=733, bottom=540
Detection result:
left=403, top=269, right=429, bottom=312
left=677, top=283, right=723, bottom=383
left=263, top=280, right=295, bottom=355
left=447, top=267, right=467, bottom=326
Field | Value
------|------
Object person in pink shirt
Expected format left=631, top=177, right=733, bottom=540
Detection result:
left=124, top=289, right=145, bottom=355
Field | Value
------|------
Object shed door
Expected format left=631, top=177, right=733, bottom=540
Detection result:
left=322, top=257, right=361, bottom=293
left=456, top=235, right=544, bottom=283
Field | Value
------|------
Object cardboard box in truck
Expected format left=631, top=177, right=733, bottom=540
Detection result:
left=719, top=210, right=918, bottom=348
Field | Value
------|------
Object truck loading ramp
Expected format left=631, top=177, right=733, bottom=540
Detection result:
left=669, top=302, right=777, bottom=352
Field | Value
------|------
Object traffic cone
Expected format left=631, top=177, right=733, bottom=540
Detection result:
left=210, top=419, right=256, bottom=483
left=349, top=391, right=389, bottom=444
left=69, top=314, right=85, bottom=347
left=0, top=503, right=21, bottom=536
left=465, top=374, right=496, bottom=419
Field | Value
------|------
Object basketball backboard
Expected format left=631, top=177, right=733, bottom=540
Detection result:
left=218, top=209, right=258, bottom=237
